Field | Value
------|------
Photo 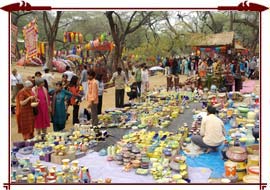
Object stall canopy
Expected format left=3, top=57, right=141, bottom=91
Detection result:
left=190, top=31, right=234, bottom=47
left=188, top=32, right=236, bottom=57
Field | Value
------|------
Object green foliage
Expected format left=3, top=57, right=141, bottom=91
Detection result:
left=13, top=11, right=259, bottom=59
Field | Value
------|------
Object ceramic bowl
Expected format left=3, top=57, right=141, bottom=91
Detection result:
left=246, top=144, right=259, bottom=155
left=247, top=166, right=259, bottom=175
left=62, top=159, right=70, bottom=165
left=243, top=175, right=259, bottom=183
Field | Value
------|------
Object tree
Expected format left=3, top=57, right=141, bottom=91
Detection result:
left=232, top=12, right=259, bottom=53
left=105, top=11, right=153, bottom=71
left=43, top=11, right=63, bottom=70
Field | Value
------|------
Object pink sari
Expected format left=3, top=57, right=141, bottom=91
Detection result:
left=34, top=87, right=50, bottom=129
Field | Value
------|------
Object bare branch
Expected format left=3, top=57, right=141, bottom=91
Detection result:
left=113, top=12, right=125, bottom=32
left=206, top=11, right=217, bottom=33
left=127, top=12, right=153, bottom=34
left=105, top=11, right=120, bottom=43
left=177, top=12, right=196, bottom=33
left=124, top=11, right=137, bottom=34
left=233, top=18, right=258, bottom=29
left=52, top=11, right=62, bottom=39
left=164, top=15, right=178, bottom=36
left=12, top=11, right=33, bottom=25
left=43, top=11, right=50, bottom=38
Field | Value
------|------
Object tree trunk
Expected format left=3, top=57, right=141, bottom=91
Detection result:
left=229, top=11, right=233, bottom=31
left=113, top=42, right=124, bottom=71
left=113, top=47, right=120, bottom=70
left=251, top=29, right=259, bottom=54
left=16, top=44, right=21, bottom=59
left=43, top=11, right=62, bottom=71
left=46, top=40, right=54, bottom=70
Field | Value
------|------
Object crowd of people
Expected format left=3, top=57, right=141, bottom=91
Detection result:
left=11, top=65, right=101, bottom=140
left=159, top=55, right=259, bottom=79
left=11, top=61, right=151, bottom=141
left=11, top=52, right=258, bottom=142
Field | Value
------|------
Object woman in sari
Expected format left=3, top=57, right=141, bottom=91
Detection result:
left=16, top=80, right=36, bottom=140
left=199, top=59, right=208, bottom=78
left=32, top=78, right=50, bottom=135
left=69, top=75, right=82, bottom=124
left=51, top=81, right=72, bottom=132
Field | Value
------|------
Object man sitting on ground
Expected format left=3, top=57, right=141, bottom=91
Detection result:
left=191, top=106, right=226, bottom=153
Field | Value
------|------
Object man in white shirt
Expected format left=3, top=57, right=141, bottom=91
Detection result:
left=191, top=106, right=226, bottom=153
left=63, top=66, right=75, bottom=82
left=80, top=65, right=88, bottom=100
left=141, top=66, right=149, bottom=93
left=42, top=68, right=54, bottom=88
left=10, top=69, right=23, bottom=103
left=110, top=67, right=127, bottom=108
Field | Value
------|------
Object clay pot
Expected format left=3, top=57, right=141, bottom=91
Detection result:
left=131, top=160, right=141, bottom=168
left=105, top=178, right=112, bottom=183
left=226, top=146, right=247, bottom=162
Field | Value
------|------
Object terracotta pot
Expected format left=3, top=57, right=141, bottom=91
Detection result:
left=105, top=178, right=112, bottom=183
left=131, top=160, right=141, bottom=168
left=226, top=146, right=247, bottom=162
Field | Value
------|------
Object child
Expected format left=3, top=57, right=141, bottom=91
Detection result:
left=127, top=82, right=139, bottom=103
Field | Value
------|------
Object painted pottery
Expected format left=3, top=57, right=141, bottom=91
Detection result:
left=226, top=146, right=247, bottom=162
left=236, top=169, right=246, bottom=181
left=247, top=155, right=259, bottom=166
left=246, top=144, right=259, bottom=155
left=247, top=111, right=256, bottom=120
left=224, top=161, right=237, bottom=177
left=247, top=166, right=259, bottom=175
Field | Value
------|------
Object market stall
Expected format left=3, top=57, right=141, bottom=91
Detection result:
left=11, top=88, right=260, bottom=184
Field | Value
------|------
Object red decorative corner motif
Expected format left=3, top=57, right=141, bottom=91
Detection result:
left=218, top=1, right=268, bottom=12
left=261, top=184, right=267, bottom=190
left=1, top=1, right=51, bottom=12
left=3, top=184, right=10, bottom=190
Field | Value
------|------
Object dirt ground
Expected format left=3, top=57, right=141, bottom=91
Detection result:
left=10, top=65, right=260, bottom=143
left=10, top=65, right=182, bottom=142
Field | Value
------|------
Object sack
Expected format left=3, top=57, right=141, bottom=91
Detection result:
left=33, top=107, right=38, bottom=116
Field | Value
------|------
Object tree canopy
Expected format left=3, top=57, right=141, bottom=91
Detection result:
left=12, top=10, right=259, bottom=70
